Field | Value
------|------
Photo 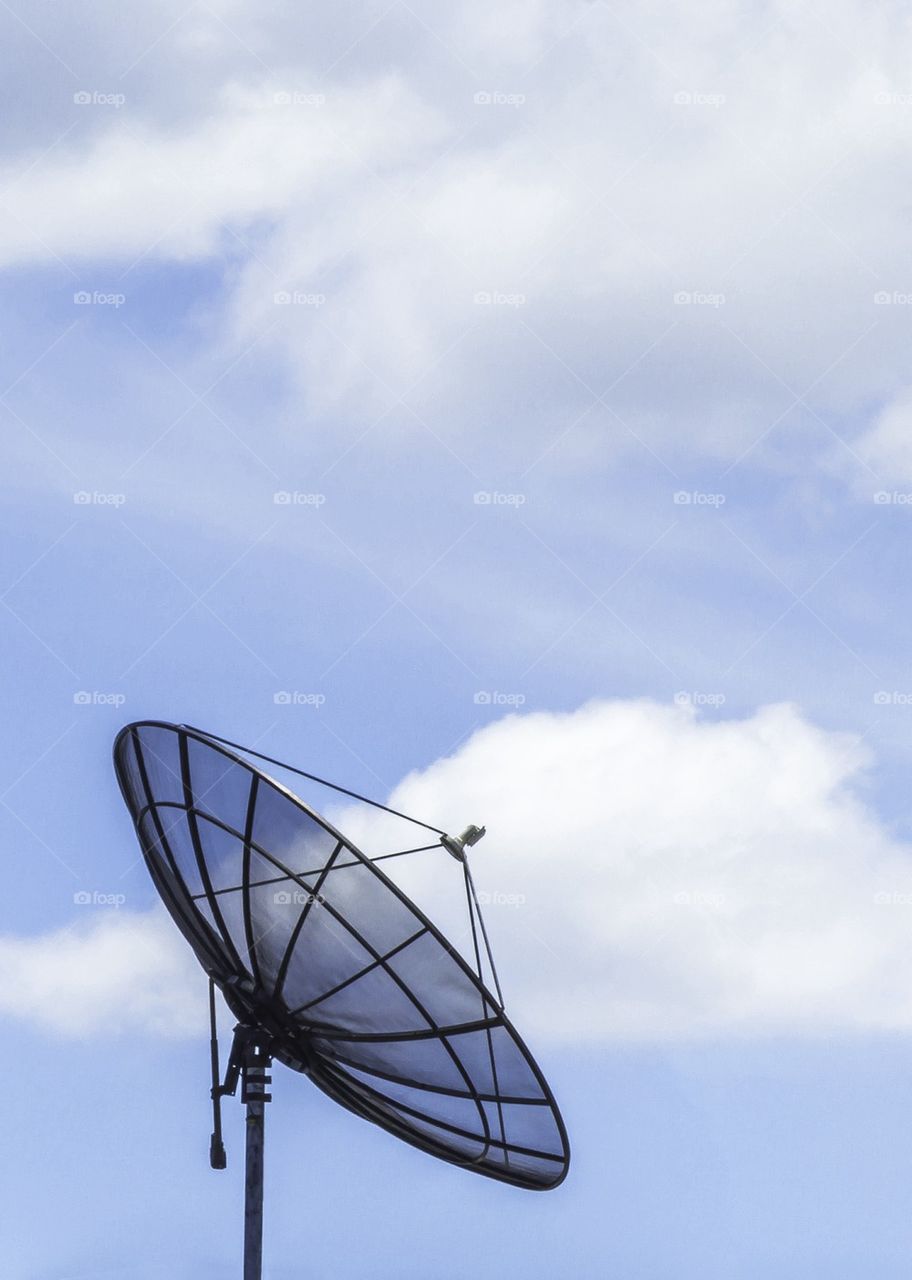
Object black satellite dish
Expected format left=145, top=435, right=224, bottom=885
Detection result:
left=114, top=721, right=569, bottom=1277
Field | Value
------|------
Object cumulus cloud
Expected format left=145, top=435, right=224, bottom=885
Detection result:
left=343, top=698, right=912, bottom=1042
left=0, top=908, right=203, bottom=1038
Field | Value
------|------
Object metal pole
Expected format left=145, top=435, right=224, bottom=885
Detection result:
left=243, top=1094, right=265, bottom=1280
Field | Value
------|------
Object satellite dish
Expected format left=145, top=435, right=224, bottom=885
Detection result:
left=114, top=721, right=569, bottom=1277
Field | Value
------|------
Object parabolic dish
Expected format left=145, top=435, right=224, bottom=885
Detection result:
left=114, top=721, right=570, bottom=1190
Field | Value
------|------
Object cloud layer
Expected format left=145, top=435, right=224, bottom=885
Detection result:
left=5, top=0, right=912, bottom=466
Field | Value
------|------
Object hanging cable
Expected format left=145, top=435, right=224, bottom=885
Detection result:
left=208, top=978, right=227, bottom=1170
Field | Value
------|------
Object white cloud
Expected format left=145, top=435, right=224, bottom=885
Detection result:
left=350, top=698, right=912, bottom=1042
left=852, top=387, right=912, bottom=485
left=0, top=75, right=446, bottom=268
left=3, top=0, right=912, bottom=458
left=0, top=908, right=203, bottom=1038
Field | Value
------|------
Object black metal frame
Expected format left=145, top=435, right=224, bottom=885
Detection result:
left=113, top=720, right=570, bottom=1194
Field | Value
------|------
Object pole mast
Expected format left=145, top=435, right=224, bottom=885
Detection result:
left=242, top=1033, right=272, bottom=1280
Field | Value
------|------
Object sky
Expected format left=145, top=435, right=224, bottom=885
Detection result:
left=3, top=0, right=912, bottom=1275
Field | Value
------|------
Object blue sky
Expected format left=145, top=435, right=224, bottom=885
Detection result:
left=4, top=1, right=912, bottom=1275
